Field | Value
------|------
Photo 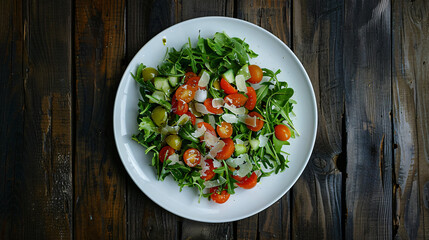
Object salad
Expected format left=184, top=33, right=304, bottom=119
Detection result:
left=131, top=32, right=297, bottom=204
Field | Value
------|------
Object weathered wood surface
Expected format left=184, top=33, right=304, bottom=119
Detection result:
left=1, top=0, right=428, bottom=239
left=392, top=0, right=429, bottom=239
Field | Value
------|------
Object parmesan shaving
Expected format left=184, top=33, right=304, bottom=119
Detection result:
left=176, top=114, right=190, bottom=125
left=192, top=124, right=206, bottom=138
left=238, top=114, right=257, bottom=127
left=208, top=115, right=216, bottom=129
left=212, top=98, right=224, bottom=108
left=224, top=104, right=246, bottom=115
left=203, top=176, right=226, bottom=188
left=204, top=131, right=219, bottom=146
left=258, top=134, right=269, bottom=147
left=167, top=153, right=183, bottom=165
left=194, top=102, right=210, bottom=114
left=208, top=140, right=225, bottom=158
left=222, top=114, right=238, bottom=123
left=198, top=71, right=210, bottom=87
left=235, top=75, right=248, bottom=93
left=194, top=89, right=207, bottom=102
left=161, top=125, right=179, bottom=135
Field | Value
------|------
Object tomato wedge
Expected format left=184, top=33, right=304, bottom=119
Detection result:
left=247, top=65, right=263, bottom=84
left=175, top=84, right=197, bottom=103
left=247, top=111, right=264, bottom=131
left=215, top=138, right=235, bottom=160
left=210, top=187, right=230, bottom=204
left=197, top=122, right=216, bottom=141
left=275, top=124, right=291, bottom=141
left=159, top=146, right=175, bottom=163
left=220, top=78, right=238, bottom=94
left=184, top=111, right=196, bottom=125
left=183, top=148, right=202, bottom=167
left=244, top=86, right=257, bottom=110
left=236, top=172, right=258, bottom=189
left=204, top=98, right=224, bottom=114
left=224, top=93, right=248, bottom=107
left=216, top=122, right=233, bottom=138
left=201, top=159, right=216, bottom=181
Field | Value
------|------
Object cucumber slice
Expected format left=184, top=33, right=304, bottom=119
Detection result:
left=235, top=144, right=247, bottom=155
left=149, top=91, right=166, bottom=103
left=222, top=69, right=235, bottom=84
left=249, top=139, right=260, bottom=150
left=153, top=77, right=171, bottom=94
left=237, top=64, right=251, bottom=80
left=168, top=66, right=179, bottom=87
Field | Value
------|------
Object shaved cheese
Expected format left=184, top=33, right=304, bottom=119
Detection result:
left=208, top=115, right=216, bottom=129
left=203, top=176, right=226, bottom=188
left=198, top=71, right=210, bottom=87
left=222, top=114, right=238, bottom=123
left=226, top=154, right=246, bottom=168
left=167, top=153, right=183, bottom=165
left=161, top=125, right=179, bottom=135
left=194, top=102, right=210, bottom=114
left=199, top=157, right=209, bottom=176
left=235, top=155, right=252, bottom=177
left=224, top=104, right=246, bottom=115
left=194, top=89, right=207, bottom=102
left=212, top=159, right=222, bottom=168
left=176, top=114, right=190, bottom=125
left=212, top=98, right=224, bottom=108
left=204, top=132, right=219, bottom=146
left=238, top=114, right=257, bottom=127
left=195, top=118, right=204, bottom=125
left=258, top=134, right=269, bottom=147
left=235, top=138, right=246, bottom=145
left=235, top=75, right=248, bottom=93
left=255, top=170, right=262, bottom=177
left=208, top=140, right=225, bottom=158
left=192, top=124, right=206, bottom=138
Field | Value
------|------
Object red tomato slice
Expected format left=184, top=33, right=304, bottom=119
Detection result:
left=183, top=148, right=202, bottom=167
left=197, top=122, right=216, bottom=141
left=201, top=159, right=216, bottom=181
left=184, top=72, right=197, bottom=82
left=175, top=84, right=197, bottom=103
left=244, top=86, right=257, bottom=110
left=220, top=78, right=238, bottom=94
left=215, top=138, right=235, bottom=160
left=204, top=98, right=224, bottom=114
left=159, top=146, right=175, bottom=163
left=247, top=65, right=263, bottom=84
left=172, top=99, right=188, bottom=115
left=274, top=124, right=291, bottom=141
left=210, top=187, right=230, bottom=204
left=186, top=76, right=206, bottom=90
left=184, top=111, right=196, bottom=125
left=224, top=93, right=248, bottom=107
left=247, top=111, right=264, bottom=131
left=236, top=172, right=257, bottom=189
left=216, top=122, right=233, bottom=138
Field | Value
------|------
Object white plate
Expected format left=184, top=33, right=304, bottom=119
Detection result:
left=114, top=17, right=317, bottom=223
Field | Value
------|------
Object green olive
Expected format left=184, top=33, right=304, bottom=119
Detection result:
left=165, top=134, right=182, bottom=150
left=188, top=101, right=202, bottom=117
left=213, top=79, right=221, bottom=90
left=142, top=67, right=158, bottom=81
left=151, top=106, right=167, bottom=126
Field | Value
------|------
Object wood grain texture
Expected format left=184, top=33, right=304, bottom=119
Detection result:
left=125, top=1, right=179, bottom=239
left=236, top=1, right=292, bottom=239
left=392, top=0, right=429, bottom=239
left=0, top=0, right=25, bottom=238
left=292, top=0, right=344, bottom=239
left=0, top=0, right=73, bottom=239
left=344, top=0, right=392, bottom=238
left=74, top=0, right=127, bottom=239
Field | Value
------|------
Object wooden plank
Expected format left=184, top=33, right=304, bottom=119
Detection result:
left=74, top=0, right=127, bottom=239
left=344, top=0, right=392, bottom=238
left=0, top=0, right=73, bottom=238
left=125, top=1, right=179, bottom=239
left=291, top=0, right=344, bottom=239
left=392, top=0, right=429, bottom=239
left=235, top=1, right=292, bottom=239
left=0, top=0, right=25, bottom=238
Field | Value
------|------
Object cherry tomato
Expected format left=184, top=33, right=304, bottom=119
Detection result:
left=197, top=122, right=216, bottom=141
left=201, top=159, right=216, bottom=181
left=175, top=84, right=197, bottom=103
left=184, top=72, right=197, bottom=82
left=204, top=98, right=224, bottom=114
left=215, top=138, right=235, bottom=160
left=231, top=173, right=244, bottom=182
left=247, top=112, right=264, bottom=131
left=186, top=76, right=206, bottom=90
left=183, top=148, right=202, bottom=167
left=159, top=146, right=175, bottom=163
left=184, top=111, right=196, bottom=125
left=216, top=122, right=233, bottom=138
left=210, top=187, right=230, bottom=204
left=172, top=98, right=189, bottom=115
left=244, top=86, right=257, bottom=110
left=220, top=78, right=238, bottom=94
left=274, top=124, right=291, bottom=141
left=224, top=93, right=248, bottom=107
left=236, top=172, right=257, bottom=189
left=247, top=65, right=263, bottom=84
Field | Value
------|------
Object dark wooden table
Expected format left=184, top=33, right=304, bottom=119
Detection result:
left=1, top=0, right=428, bottom=239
